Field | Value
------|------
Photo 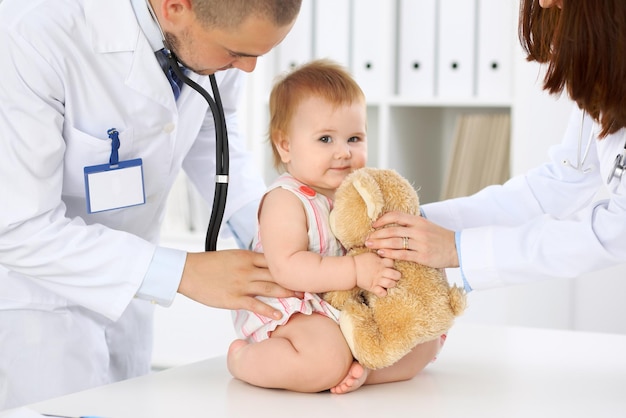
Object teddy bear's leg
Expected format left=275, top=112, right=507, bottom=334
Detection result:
left=338, top=311, right=358, bottom=359
left=337, top=299, right=410, bottom=370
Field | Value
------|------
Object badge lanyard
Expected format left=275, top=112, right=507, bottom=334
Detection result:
left=83, top=129, right=146, bottom=214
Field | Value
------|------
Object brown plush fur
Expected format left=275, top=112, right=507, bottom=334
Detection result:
left=324, top=168, right=466, bottom=369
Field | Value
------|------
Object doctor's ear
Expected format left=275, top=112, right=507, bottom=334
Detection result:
left=160, top=0, right=193, bottom=27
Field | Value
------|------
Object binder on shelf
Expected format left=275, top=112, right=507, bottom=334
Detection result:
left=436, top=0, right=476, bottom=99
left=397, top=0, right=437, bottom=99
left=275, top=0, right=313, bottom=74
left=476, top=0, right=514, bottom=99
left=351, top=0, right=392, bottom=101
left=440, top=113, right=511, bottom=200
left=313, top=0, right=350, bottom=68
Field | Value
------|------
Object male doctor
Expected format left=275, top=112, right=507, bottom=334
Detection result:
left=0, top=0, right=301, bottom=409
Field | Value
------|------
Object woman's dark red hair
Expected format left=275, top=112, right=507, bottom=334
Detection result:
left=519, top=0, right=626, bottom=137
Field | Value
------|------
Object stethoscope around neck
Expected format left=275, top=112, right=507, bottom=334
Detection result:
left=145, top=2, right=228, bottom=251
left=566, top=111, right=626, bottom=185
left=146, top=0, right=228, bottom=251
left=165, top=50, right=229, bottom=252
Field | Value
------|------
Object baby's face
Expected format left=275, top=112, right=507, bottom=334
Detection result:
left=278, top=96, right=368, bottom=198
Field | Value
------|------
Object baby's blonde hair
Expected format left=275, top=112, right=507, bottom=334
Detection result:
left=268, top=59, right=366, bottom=172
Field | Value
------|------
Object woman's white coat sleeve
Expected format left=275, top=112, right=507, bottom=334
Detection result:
left=423, top=108, right=626, bottom=289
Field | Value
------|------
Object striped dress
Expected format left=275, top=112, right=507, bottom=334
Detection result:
left=232, top=173, right=344, bottom=342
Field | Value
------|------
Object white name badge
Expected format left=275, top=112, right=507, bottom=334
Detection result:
left=84, top=158, right=146, bottom=213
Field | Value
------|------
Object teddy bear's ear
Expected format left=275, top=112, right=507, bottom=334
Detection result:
left=352, top=175, right=384, bottom=221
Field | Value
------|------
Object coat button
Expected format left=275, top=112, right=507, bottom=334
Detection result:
left=163, top=123, right=175, bottom=133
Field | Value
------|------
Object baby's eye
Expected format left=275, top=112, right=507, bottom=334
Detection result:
left=319, top=136, right=332, bottom=143
left=348, top=136, right=362, bottom=143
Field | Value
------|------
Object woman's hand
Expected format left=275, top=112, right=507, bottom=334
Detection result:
left=364, top=211, right=459, bottom=269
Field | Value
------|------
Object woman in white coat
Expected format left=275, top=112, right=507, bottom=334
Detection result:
left=365, top=0, right=626, bottom=292
left=0, top=0, right=301, bottom=410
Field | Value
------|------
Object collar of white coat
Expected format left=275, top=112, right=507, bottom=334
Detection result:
left=84, top=0, right=179, bottom=107
left=84, top=0, right=156, bottom=54
left=131, top=0, right=166, bottom=52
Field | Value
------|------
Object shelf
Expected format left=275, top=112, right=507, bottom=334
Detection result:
left=386, top=97, right=512, bottom=108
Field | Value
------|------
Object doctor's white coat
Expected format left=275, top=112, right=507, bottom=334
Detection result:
left=0, top=0, right=265, bottom=408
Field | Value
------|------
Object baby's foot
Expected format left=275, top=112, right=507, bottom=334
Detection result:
left=330, top=361, right=369, bottom=394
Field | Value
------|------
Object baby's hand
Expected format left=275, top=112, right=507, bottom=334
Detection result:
left=354, top=253, right=400, bottom=297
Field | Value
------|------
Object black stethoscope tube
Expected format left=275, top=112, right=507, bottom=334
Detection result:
left=166, top=51, right=229, bottom=252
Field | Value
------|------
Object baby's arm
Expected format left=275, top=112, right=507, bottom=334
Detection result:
left=260, top=189, right=398, bottom=295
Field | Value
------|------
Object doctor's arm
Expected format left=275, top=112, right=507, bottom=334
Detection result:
left=137, top=244, right=295, bottom=320
left=178, top=250, right=292, bottom=319
left=365, top=110, right=610, bottom=291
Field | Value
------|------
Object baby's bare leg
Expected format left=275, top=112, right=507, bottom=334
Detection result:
left=365, top=337, right=441, bottom=385
left=330, top=335, right=444, bottom=394
left=227, top=313, right=353, bottom=392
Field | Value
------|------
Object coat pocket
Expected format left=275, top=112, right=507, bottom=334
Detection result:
left=62, top=126, right=134, bottom=196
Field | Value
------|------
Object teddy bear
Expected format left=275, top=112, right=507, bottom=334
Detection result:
left=323, top=167, right=467, bottom=370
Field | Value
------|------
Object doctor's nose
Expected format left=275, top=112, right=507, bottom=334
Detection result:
left=232, top=56, right=258, bottom=73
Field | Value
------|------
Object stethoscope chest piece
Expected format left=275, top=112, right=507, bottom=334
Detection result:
left=608, top=152, right=626, bottom=184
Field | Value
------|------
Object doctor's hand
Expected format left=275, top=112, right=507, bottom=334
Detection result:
left=364, top=211, right=459, bottom=269
left=179, top=250, right=298, bottom=320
